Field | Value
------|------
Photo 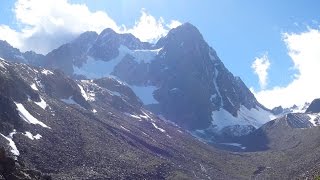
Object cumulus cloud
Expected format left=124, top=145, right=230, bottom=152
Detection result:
left=126, top=9, right=181, bottom=43
left=253, top=28, right=320, bottom=108
left=0, top=25, right=22, bottom=48
left=251, top=54, right=271, bottom=89
left=0, top=0, right=181, bottom=54
left=167, top=20, right=183, bottom=29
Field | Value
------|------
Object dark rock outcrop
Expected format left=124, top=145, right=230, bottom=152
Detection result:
left=0, top=147, right=51, bottom=180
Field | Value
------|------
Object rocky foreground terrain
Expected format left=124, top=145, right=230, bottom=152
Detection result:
left=0, top=58, right=319, bottom=179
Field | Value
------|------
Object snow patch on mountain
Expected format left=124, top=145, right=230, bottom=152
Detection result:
left=131, top=48, right=162, bottom=63
left=212, top=67, right=223, bottom=108
left=74, top=56, right=118, bottom=78
left=212, top=105, right=274, bottom=129
left=34, top=97, right=47, bottom=110
left=41, top=69, right=54, bottom=75
left=73, top=45, right=129, bottom=78
left=0, top=60, right=7, bottom=69
left=23, top=131, right=42, bottom=140
left=78, top=84, right=89, bottom=101
left=78, top=81, right=96, bottom=101
left=74, top=45, right=161, bottom=79
left=272, top=103, right=310, bottom=118
left=129, top=85, right=158, bottom=105
left=307, top=114, right=320, bottom=126
left=151, top=122, right=166, bottom=133
left=124, top=112, right=142, bottom=121
left=0, top=130, right=20, bottom=156
left=120, top=125, right=130, bottom=132
left=15, top=102, right=51, bottom=129
left=30, top=83, right=38, bottom=91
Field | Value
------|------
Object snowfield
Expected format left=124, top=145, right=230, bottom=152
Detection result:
left=211, top=105, right=275, bottom=129
left=0, top=130, right=20, bottom=156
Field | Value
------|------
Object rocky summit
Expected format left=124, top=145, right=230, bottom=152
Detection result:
left=35, top=23, right=274, bottom=142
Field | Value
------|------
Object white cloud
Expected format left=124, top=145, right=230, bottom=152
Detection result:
left=251, top=54, right=270, bottom=89
left=0, top=0, right=181, bottom=54
left=167, top=20, right=183, bottom=29
left=253, top=28, right=320, bottom=109
left=0, top=25, right=22, bottom=48
left=126, top=9, right=181, bottom=43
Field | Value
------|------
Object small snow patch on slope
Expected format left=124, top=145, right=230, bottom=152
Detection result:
left=41, top=69, right=54, bottom=75
left=0, top=60, right=7, bottom=69
left=34, top=97, right=47, bottom=110
left=30, top=83, right=38, bottom=91
left=78, top=84, right=89, bottom=101
left=23, top=131, right=42, bottom=140
left=0, top=130, right=19, bottom=156
left=212, top=66, right=223, bottom=108
left=120, top=126, right=130, bottom=132
left=151, top=122, right=166, bottom=133
left=125, top=112, right=142, bottom=121
left=130, top=85, right=158, bottom=105
left=15, top=102, right=51, bottom=129
left=307, top=114, right=320, bottom=126
left=79, top=81, right=96, bottom=101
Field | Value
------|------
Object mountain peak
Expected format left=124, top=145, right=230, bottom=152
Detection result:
left=156, top=22, right=204, bottom=47
left=178, top=22, right=199, bottom=31
left=100, top=28, right=117, bottom=37
left=306, top=98, right=320, bottom=113
left=171, top=22, right=203, bottom=38
left=73, top=31, right=98, bottom=44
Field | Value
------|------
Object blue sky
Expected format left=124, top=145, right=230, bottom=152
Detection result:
left=0, top=0, right=320, bottom=108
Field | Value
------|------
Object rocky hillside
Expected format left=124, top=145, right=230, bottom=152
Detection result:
left=0, top=59, right=319, bottom=179
left=225, top=105, right=320, bottom=179
left=0, top=58, right=246, bottom=179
